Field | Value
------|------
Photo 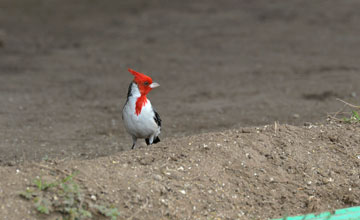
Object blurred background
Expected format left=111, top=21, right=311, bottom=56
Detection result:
left=1, top=0, right=359, bottom=164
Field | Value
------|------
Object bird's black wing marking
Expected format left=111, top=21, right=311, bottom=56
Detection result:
left=122, top=82, right=134, bottom=120
left=153, top=110, right=161, bottom=127
left=145, top=109, right=161, bottom=145
left=125, top=82, right=133, bottom=103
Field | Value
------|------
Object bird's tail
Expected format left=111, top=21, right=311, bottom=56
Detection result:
left=153, top=136, right=160, bottom=144
left=145, top=136, right=160, bottom=145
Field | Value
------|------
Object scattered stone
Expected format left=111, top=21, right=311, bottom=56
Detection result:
left=304, top=122, right=311, bottom=127
left=293, top=113, right=300, bottom=119
left=241, top=129, right=251, bottom=133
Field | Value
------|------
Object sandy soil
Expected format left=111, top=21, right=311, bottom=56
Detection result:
left=1, top=0, right=360, bottom=219
left=1, top=122, right=360, bottom=219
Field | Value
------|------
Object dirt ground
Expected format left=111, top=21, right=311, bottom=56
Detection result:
left=1, top=0, right=360, bottom=219
left=1, top=122, right=360, bottom=219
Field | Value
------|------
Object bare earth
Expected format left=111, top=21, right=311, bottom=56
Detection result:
left=0, top=0, right=360, bottom=219
left=1, top=122, right=360, bottom=219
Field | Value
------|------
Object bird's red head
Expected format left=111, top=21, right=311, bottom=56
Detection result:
left=128, top=68, right=159, bottom=96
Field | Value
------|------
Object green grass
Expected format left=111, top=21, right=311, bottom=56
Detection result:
left=343, top=110, right=360, bottom=123
left=20, top=173, right=120, bottom=220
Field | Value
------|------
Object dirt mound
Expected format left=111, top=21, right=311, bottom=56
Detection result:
left=1, top=122, right=359, bottom=219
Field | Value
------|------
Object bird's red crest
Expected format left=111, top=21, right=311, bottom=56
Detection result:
left=128, top=68, right=153, bottom=85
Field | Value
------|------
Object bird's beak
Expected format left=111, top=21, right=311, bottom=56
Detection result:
left=150, top=82, right=160, bottom=88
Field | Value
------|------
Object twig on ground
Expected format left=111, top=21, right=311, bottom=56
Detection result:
left=336, top=98, right=360, bottom=109
left=328, top=99, right=360, bottom=122
left=327, top=115, right=343, bottom=122
left=274, top=121, right=279, bottom=134
left=331, top=105, right=347, bottom=119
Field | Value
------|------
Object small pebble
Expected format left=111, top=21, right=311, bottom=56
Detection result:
left=293, top=113, right=300, bottom=119
left=304, top=122, right=311, bottom=127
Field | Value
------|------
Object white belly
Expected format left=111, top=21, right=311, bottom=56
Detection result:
left=122, top=99, right=159, bottom=139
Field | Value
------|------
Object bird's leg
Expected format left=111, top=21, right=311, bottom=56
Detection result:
left=131, top=136, right=137, bottom=149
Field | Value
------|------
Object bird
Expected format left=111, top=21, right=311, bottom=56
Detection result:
left=122, top=68, right=161, bottom=149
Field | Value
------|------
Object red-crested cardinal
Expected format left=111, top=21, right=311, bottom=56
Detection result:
left=122, top=68, right=161, bottom=149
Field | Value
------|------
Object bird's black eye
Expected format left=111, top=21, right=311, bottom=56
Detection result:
left=144, top=81, right=149, bottom=86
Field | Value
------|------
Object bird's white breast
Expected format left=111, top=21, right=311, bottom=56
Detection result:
left=122, top=84, right=159, bottom=139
